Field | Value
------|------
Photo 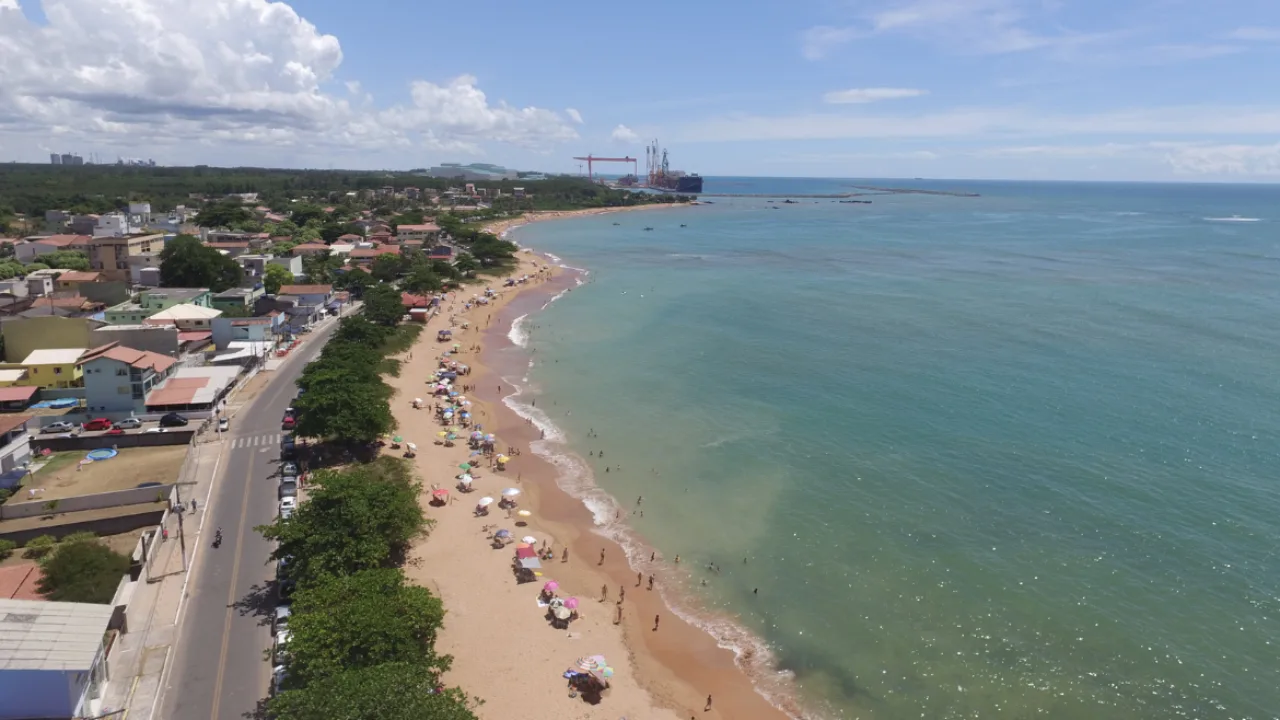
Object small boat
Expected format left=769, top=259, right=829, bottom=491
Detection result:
left=680, top=224, right=687, bottom=227
left=643, top=226, right=654, bottom=231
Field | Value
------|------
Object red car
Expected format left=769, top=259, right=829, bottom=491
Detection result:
left=281, top=415, right=296, bottom=430
left=106, top=428, right=126, bottom=435
left=82, top=418, right=113, bottom=432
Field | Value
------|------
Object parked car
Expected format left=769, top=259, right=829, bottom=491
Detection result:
left=273, top=605, right=292, bottom=634
left=41, top=421, right=77, bottom=434
left=115, top=417, right=143, bottom=429
left=272, top=629, right=291, bottom=664
left=281, top=437, right=296, bottom=459
left=144, top=427, right=167, bottom=434
left=281, top=415, right=295, bottom=430
left=218, top=417, right=229, bottom=432
left=106, top=428, right=126, bottom=436
left=82, top=418, right=112, bottom=431
left=279, top=497, right=297, bottom=518
left=271, top=665, right=287, bottom=696
left=159, top=412, right=189, bottom=428
left=278, top=480, right=298, bottom=500
left=280, top=462, right=298, bottom=478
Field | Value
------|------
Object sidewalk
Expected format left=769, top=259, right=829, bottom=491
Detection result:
left=99, top=439, right=223, bottom=720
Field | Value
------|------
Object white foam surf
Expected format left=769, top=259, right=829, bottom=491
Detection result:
left=507, top=314, right=530, bottom=348
left=1204, top=215, right=1261, bottom=222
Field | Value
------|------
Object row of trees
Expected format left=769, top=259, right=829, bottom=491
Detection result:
left=258, top=457, right=478, bottom=718
left=0, top=532, right=131, bottom=604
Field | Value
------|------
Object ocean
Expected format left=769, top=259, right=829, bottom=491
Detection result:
left=499, top=178, right=1280, bottom=719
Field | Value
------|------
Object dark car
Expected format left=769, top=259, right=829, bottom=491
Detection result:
left=278, top=480, right=298, bottom=500
left=159, top=412, right=189, bottom=428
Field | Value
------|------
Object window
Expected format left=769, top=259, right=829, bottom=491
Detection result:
left=118, top=386, right=129, bottom=394
left=54, top=367, right=62, bottom=375
left=116, top=368, right=127, bottom=376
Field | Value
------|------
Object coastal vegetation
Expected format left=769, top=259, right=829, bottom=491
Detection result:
left=35, top=536, right=132, bottom=604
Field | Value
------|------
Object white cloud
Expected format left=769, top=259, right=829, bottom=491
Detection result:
left=800, top=25, right=861, bottom=60
left=610, top=124, right=639, bottom=143
left=1165, top=143, right=1280, bottom=176
left=823, top=88, right=927, bottom=104
left=1222, top=26, right=1280, bottom=41
left=679, top=106, right=1280, bottom=143
left=565, top=108, right=584, bottom=124
left=0, top=0, right=576, bottom=163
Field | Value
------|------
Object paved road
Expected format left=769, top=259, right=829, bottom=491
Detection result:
left=162, top=320, right=340, bottom=720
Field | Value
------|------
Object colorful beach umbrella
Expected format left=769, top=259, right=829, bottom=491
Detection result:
left=459, top=463, right=472, bottom=470
left=563, top=597, right=579, bottom=609
left=496, top=454, right=509, bottom=463
left=495, top=529, right=511, bottom=538
left=392, top=435, right=403, bottom=443
left=543, top=581, right=560, bottom=592
left=437, top=431, right=449, bottom=437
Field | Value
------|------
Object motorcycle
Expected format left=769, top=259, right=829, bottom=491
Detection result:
left=213, top=529, right=223, bottom=548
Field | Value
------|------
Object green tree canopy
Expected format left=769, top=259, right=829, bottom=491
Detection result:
left=36, top=539, right=131, bottom=603
left=362, top=283, right=404, bottom=327
left=195, top=199, right=252, bottom=228
left=42, top=250, right=91, bottom=271
left=279, top=568, right=448, bottom=686
left=333, top=267, right=371, bottom=297
left=264, top=263, right=294, bottom=294
left=289, top=202, right=328, bottom=226
left=371, top=254, right=405, bottom=283
left=267, top=662, right=478, bottom=720
left=452, top=253, right=479, bottom=275
left=159, top=234, right=243, bottom=291
left=258, top=459, right=424, bottom=582
left=291, top=364, right=393, bottom=444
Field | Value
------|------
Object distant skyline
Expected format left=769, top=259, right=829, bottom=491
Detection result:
left=2, top=0, right=1280, bottom=181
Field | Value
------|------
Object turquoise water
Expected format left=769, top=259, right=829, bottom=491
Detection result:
left=503, top=179, right=1280, bottom=719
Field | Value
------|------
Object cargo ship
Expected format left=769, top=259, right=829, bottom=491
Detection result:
left=646, top=140, right=703, bottom=193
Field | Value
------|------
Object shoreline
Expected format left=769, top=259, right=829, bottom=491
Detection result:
left=388, top=246, right=798, bottom=717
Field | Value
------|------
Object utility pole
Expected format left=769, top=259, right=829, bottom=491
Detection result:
left=173, top=484, right=188, bottom=573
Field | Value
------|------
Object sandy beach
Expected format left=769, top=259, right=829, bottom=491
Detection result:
left=386, top=252, right=794, bottom=719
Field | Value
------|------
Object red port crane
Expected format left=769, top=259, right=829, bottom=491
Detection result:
left=571, top=155, right=638, bottom=181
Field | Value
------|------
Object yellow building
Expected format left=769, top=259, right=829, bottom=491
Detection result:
left=14, top=348, right=86, bottom=389
left=0, top=316, right=99, bottom=363
left=0, top=369, right=28, bottom=387
left=89, top=233, right=166, bottom=282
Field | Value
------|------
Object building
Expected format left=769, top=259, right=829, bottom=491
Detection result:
left=237, top=254, right=303, bottom=283
left=289, top=243, right=331, bottom=258
left=143, top=303, right=222, bottom=331
left=205, top=241, right=251, bottom=259
left=127, top=202, right=151, bottom=216
left=0, top=317, right=100, bottom=363
left=211, top=316, right=277, bottom=351
left=275, top=284, right=333, bottom=331
left=211, top=287, right=264, bottom=315
left=0, top=598, right=114, bottom=720
left=0, top=386, right=37, bottom=413
left=0, top=414, right=34, bottom=471
left=428, top=245, right=454, bottom=261
left=347, top=245, right=401, bottom=268
left=422, top=163, right=518, bottom=181
left=53, top=270, right=103, bottom=293
left=90, top=324, right=179, bottom=358
left=396, top=224, right=441, bottom=244
left=87, top=233, right=165, bottom=282
left=92, top=212, right=138, bottom=237
left=144, top=366, right=239, bottom=413
left=80, top=343, right=178, bottom=416
left=12, top=348, right=86, bottom=389
left=104, top=288, right=212, bottom=325
left=14, top=235, right=91, bottom=263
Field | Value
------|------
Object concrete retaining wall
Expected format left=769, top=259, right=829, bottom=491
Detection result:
left=0, top=507, right=164, bottom=545
left=1, top=484, right=175, bottom=520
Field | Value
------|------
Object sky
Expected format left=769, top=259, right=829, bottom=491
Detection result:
left=3, top=0, right=1280, bottom=181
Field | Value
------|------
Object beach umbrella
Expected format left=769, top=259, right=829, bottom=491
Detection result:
left=516, top=510, right=532, bottom=518
left=477, top=496, right=494, bottom=506
left=458, top=477, right=473, bottom=487
left=521, top=535, right=537, bottom=544
left=459, top=463, right=472, bottom=470
left=577, top=655, right=607, bottom=672
left=431, top=488, right=448, bottom=498
left=495, top=529, right=511, bottom=538
left=543, top=581, right=560, bottom=592
left=496, top=454, right=509, bottom=463
left=437, top=431, right=449, bottom=437
left=413, top=397, right=423, bottom=405
left=553, top=606, right=571, bottom=620
left=471, top=431, right=483, bottom=439
left=406, top=443, right=417, bottom=451
left=485, top=434, right=496, bottom=442
left=502, top=488, right=521, bottom=498
left=470, top=450, right=482, bottom=457
left=563, top=597, right=579, bottom=610
left=392, top=435, right=403, bottom=443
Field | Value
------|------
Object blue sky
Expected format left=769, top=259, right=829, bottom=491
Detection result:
left=3, top=0, right=1280, bottom=180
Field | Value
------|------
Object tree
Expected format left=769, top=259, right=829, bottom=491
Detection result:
left=303, top=253, right=340, bottom=284
left=41, top=250, right=91, bottom=271
left=370, top=254, right=405, bottom=283
left=159, top=234, right=243, bottom=291
left=290, top=370, right=393, bottom=444
left=333, top=267, right=371, bottom=298
left=36, top=539, right=131, bottom=603
left=195, top=199, right=252, bottom=229
left=279, top=569, right=447, bottom=686
left=289, top=202, right=327, bottom=227
left=402, top=266, right=442, bottom=294
left=268, top=662, right=478, bottom=720
left=258, top=460, right=423, bottom=582
left=264, top=263, right=294, bottom=294
left=362, top=283, right=404, bottom=327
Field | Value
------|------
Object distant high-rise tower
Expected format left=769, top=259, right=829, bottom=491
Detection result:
left=50, top=153, right=61, bottom=164
left=60, top=153, right=75, bottom=165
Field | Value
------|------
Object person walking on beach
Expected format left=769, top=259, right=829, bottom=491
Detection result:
left=599, top=548, right=606, bottom=565
left=601, top=584, right=608, bottom=601
left=615, top=605, right=623, bottom=625
left=562, top=548, right=568, bottom=563
left=619, top=586, right=625, bottom=604
left=705, top=695, right=713, bottom=712
left=648, top=575, right=655, bottom=590
left=654, top=614, right=660, bottom=631
left=637, top=495, right=643, bottom=506
left=637, top=571, right=642, bottom=587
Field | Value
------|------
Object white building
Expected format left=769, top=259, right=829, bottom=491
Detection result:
left=0, top=599, right=115, bottom=720
left=127, top=201, right=151, bottom=216
left=145, top=303, right=222, bottom=331
left=93, top=212, right=138, bottom=237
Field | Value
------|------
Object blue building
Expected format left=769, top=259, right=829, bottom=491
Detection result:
left=0, top=599, right=114, bottom=719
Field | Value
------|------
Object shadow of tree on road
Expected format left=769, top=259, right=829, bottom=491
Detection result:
left=231, top=581, right=277, bottom=627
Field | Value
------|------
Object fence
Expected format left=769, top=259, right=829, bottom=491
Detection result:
left=32, top=430, right=195, bottom=451
left=0, top=507, right=164, bottom=545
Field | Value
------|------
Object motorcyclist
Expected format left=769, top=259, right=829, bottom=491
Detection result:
left=214, top=527, right=223, bottom=546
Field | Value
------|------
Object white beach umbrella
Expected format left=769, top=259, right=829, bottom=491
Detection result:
left=521, top=535, right=538, bottom=544
left=502, top=488, right=521, bottom=498
left=477, top=496, right=494, bottom=506
left=458, top=474, right=474, bottom=485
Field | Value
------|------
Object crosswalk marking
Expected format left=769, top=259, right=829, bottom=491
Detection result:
left=230, top=433, right=281, bottom=449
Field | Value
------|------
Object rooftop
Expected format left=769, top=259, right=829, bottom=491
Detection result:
left=0, top=386, right=36, bottom=403
left=146, top=303, right=222, bottom=321
left=214, top=287, right=260, bottom=299
left=142, top=288, right=209, bottom=302
left=0, top=598, right=114, bottom=672
left=28, top=234, right=90, bottom=247
left=0, top=414, right=33, bottom=436
left=0, top=369, right=28, bottom=383
left=397, top=223, right=441, bottom=232
left=0, top=564, right=44, bottom=601
left=20, top=348, right=86, bottom=365
left=277, top=284, right=333, bottom=296
left=89, top=346, right=177, bottom=374
left=56, top=271, right=102, bottom=284
left=146, top=366, right=238, bottom=407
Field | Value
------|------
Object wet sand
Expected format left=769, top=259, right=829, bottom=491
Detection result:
left=388, top=253, right=792, bottom=719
